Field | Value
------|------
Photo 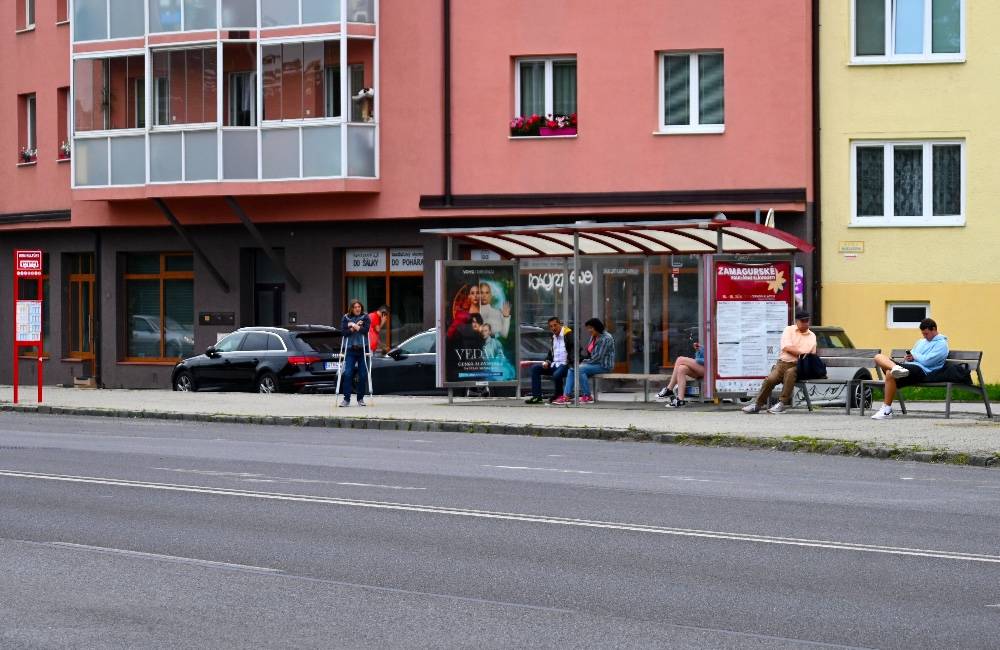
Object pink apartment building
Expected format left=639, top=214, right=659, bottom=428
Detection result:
left=1, top=0, right=815, bottom=389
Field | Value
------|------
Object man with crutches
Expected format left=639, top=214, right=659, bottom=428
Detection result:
left=338, top=299, right=373, bottom=407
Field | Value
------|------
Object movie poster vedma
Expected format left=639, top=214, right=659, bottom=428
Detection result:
left=439, top=262, right=518, bottom=385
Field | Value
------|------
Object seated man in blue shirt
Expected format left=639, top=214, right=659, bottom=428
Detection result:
left=871, top=318, right=949, bottom=420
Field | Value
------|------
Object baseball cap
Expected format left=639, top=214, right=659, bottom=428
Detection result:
left=795, top=310, right=811, bottom=321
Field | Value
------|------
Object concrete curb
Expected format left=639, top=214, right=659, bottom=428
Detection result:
left=2, top=403, right=997, bottom=469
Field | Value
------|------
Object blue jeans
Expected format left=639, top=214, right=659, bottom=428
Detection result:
left=530, top=363, right=569, bottom=398
left=341, top=349, right=368, bottom=399
left=563, top=363, right=607, bottom=398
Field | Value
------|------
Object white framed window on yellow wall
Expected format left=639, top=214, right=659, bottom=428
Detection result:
left=850, top=140, right=965, bottom=227
left=852, top=0, right=964, bottom=64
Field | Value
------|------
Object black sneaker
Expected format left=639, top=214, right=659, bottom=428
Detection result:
left=656, top=387, right=674, bottom=401
left=525, top=396, right=544, bottom=404
left=665, top=398, right=687, bottom=408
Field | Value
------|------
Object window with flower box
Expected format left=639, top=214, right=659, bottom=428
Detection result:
left=511, top=57, right=577, bottom=137
left=853, top=0, right=963, bottom=63
left=659, top=51, right=724, bottom=134
left=852, top=140, right=964, bottom=227
left=19, top=94, right=37, bottom=163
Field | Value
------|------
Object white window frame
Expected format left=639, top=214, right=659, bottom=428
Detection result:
left=513, top=56, right=576, bottom=119
left=850, top=140, right=965, bottom=227
left=26, top=0, right=36, bottom=28
left=26, top=94, right=37, bottom=151
left=886, top=302, right=930, bottom=328
left=851, top=0, right=965, bottom=65
left=657, top=51, right=724, bottom=135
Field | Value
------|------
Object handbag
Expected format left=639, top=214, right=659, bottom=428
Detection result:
left=796, top=353, right=827, bottom=381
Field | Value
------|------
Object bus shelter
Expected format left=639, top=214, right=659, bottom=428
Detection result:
left=422, top=218, right=814, bottom=403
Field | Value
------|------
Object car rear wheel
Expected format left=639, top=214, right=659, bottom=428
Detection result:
left=850, top=376, right=873, bottom=409
left=257, top=372, right=280, bottom=394
left=173, top=371, right=196, bottom=392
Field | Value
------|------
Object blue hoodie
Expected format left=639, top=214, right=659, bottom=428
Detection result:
left=911, top=334, right=949, bottom=374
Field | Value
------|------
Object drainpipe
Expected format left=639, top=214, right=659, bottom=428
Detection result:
left=443, top=0, right=453, bottom=206
left=811, top=0, right=823, bottom=323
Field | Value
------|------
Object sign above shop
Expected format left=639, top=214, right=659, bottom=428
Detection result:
left=345, top=248, right=386, bottom=273
left=390, top=248, right=424, bottom=272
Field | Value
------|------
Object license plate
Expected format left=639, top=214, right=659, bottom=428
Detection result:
left=324, top=361, right=339, bottom=371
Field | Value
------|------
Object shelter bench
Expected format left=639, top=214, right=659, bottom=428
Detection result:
left=591, top=372, right=703, bottom=403
left=858, top=349, right=993, bottom=419
left=794, top=348, right=882, bottom=415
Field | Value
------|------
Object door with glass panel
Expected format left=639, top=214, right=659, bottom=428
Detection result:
left=67, top=254, right=96, bottom=374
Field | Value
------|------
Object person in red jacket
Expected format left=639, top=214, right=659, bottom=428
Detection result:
left=368, top=305, right=389, bottom=354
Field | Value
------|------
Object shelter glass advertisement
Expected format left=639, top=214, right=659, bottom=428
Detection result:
left=438, top=261, right=518, bottom=386
left=714, top=261, right=792, bottom=393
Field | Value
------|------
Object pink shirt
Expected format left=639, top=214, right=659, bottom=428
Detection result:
left=779, top=325, right=817, bottom=363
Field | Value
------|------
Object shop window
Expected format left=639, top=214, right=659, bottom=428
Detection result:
left=660, top=52, right=724, bottom=134
left=854, top=0, right=963, bottom=62
left=887, top=302, right=930, bottom=328
left=17, top=253, right=50, bottom=357
left=66, top=253, right=96, bottom=361
left=123, top=253, right=195, bottom=360
left=151, top=47, right=218, bottom=126
left=343, top=248, right=425, bottom=350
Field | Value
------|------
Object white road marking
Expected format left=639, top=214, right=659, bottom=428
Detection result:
left=546, top=454, right=565, bottom=457
left=45, top=542, right=282, bottom=573
left=152, top=467, right=426, bottom=491
left=658, top=475, right=723, bottom=483
left=482, top=465, right=602, bottom=475
left=4, top=469, right=1000, bottom=565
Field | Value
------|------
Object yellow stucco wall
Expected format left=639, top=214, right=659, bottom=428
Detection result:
left=820, top=1, right=1000, bottom=381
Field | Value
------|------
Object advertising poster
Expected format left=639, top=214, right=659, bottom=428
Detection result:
left=437, top=261, right=518, bottom=386
left=714, top=261, right=792, bottom=394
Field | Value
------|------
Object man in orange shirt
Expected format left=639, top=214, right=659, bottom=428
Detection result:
left=742, top=310, right=817, bottom=414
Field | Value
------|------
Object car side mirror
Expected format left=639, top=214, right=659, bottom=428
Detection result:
left=388, top=348, right=404, bottom=360
left=205, top=345, right=218, bottom=357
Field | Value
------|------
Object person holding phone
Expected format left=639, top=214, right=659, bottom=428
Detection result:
left=657, top=341, right=705, bottom=408
left=870, top=318, right=949, bottom=420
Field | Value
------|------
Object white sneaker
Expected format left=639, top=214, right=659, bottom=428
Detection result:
left=656, top=387, right=673, bottom=401
left=741, top=403, right=760, bottom=414
left=889, top=365, right=910, bottom=379
left=768, top=402, right=788, bottom=414
left=871, top=405, right=893, bottom=420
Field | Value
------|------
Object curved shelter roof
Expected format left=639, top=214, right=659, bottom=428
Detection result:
left=422, top=219, right=813, bottom=258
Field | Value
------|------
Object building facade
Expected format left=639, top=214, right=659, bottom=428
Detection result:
left=2, top=0, right=816, bottom=389
left=819, top=0, right=997, bottom=379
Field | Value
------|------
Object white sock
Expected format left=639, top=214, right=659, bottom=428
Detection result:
left=882, top=405, right=892, bottom=413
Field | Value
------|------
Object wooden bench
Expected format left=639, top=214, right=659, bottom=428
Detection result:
left=794, top=348, right=881, bottom=415
left=859, top=349, right=992, bottom=419
left=591, top=372, right=704, bottom=403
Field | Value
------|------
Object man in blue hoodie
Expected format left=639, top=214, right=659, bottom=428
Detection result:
left=871, top=318, right=949, bottom=420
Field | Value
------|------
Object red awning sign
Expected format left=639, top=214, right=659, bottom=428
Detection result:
left=15, top=250, right=43, bottom=277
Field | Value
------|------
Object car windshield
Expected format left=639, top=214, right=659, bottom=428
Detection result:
left=295, top=333, right=342, bottom=353
left=398, top=332, right=434, bottom=355
left=815, top=330, right=854, bottom=349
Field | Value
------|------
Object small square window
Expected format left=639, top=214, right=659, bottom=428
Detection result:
left=659, top=52, right=724, bottom=134
left=887, top=302, right=930, bottom=328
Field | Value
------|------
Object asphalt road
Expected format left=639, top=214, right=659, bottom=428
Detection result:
left=1, top=413, right=998, bottom=649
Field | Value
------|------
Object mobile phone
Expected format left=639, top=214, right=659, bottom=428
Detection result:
left=905, top=349, right=911, bottom=355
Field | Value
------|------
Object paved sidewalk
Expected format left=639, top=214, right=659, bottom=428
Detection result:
left=1, top=386, right=997, bottom=465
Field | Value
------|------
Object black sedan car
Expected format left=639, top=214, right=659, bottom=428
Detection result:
left=171, top=326, right=343, bottom=394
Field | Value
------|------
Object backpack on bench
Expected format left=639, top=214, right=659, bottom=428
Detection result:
left=928, top=363, right=973, bottom=385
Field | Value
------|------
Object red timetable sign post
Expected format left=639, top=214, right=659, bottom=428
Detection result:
left=13, top=250, right=45, bottom=404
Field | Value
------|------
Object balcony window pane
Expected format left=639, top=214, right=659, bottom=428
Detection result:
left=110, top=0, right=145, bottom=39
left=932, top=0, right=961, bottom=53
left=856, top=146, right=884, bottom=217
left=324, top=64, right=341, bottom=118
left=932, top=145, right=961, bottom=216
left=518, top=61, right=544, bottom=117
left=74, top=0, right=107, bottom=41
left=282, top=43, right=304, bottom=120
left=347, top=125, right=375, bottom=177
left=262, top=128, right=300, bottom=179
left=223, top=129, right=258, bottom=179
left=73, top=59, right=102, bottom=132
left=224, top=44, right=258, bottom=126
left=303, top=125, right=340, bottom=177
left=698, top=53, right=724, bottom=125
left=150, top=132, right=182, bottom=182
left=348, top=0, right=373, bottom=23
left=149, top=0, right=181, bottom=32
left=855, top=0, right=886, bottom=55
left=894, top=0, right=924, bottom=54
left=150, top=47, right=220, bottom=126
left=552, top=61, right=576, bottom=117
left=303, top=0, right=339, bottom=23
left=74, top=138, right=109, bottom=186
left=303, top=41, right=326, bottom=119
left=110, top=135, right=145, bottom=185
left=262, top=0, right=298, bottom=26
left=106, top=56, right=146, bottom=130
left=184, top=0, right=216, bottom=29
left=184, top=130, right=218, bottom=180
left=262, top=45, right=283, bottom=121
left=664, top=55, right=689, bottom=126
left=222, top=0, right=256, bottom=27
left=893, top=146, right=923, bottom=216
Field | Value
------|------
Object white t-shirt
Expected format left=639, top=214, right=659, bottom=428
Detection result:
left=552, top=332, right=568, bottom=367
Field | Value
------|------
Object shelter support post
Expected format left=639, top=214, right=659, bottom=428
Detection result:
left=572, top=233, right=580, bottom=405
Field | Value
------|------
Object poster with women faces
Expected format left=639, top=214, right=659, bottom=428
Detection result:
left=438, top=261, right=518, bottom=386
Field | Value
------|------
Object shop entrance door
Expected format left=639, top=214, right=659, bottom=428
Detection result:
left=252, top=249, right=286, bottom=326
left=604, top=271, right=643, bottom=373
left=68, top=253, right=96, bottom=376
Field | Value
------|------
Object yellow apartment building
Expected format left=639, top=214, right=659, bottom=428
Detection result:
left=820, top=0, right=998, bottom=380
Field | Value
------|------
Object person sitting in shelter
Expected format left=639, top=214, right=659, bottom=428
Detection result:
left=552, top=318, right=614, bottom=405
left=742, top=310, right=816, bottom=414
left=525, top=316, right=574, bottom=405
left=658, top=341, right=705, bottom=409
left=870, top=318, right=949, bottom=420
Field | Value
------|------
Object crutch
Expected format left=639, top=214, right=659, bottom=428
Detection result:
left=334, top=332, right=348, bottom=407
left=362, top=333, right=375, bottom=406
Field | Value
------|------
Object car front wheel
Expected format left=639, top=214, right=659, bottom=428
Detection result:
left=173, top=370, right=196, bottom=392
left=257, top=372, right=280, bottom=394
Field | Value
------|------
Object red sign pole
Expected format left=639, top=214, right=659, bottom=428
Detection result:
left=13, top=250, right=44, bottom=405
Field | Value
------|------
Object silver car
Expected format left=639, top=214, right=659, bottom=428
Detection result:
left=791, top=326, right=874, bottom=410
